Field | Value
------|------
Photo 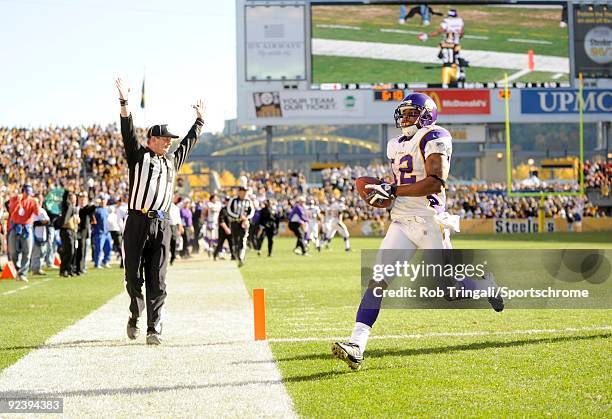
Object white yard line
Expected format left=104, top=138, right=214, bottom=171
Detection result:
left=380, top=28, right=489, bottom=40
left=497, top=68, right=532, bottom=84
left=0, top=259, right=295, bottom=418
left=508, top=38, right=553, bottom=45
left=312, top=38, right=569, bottom=73
left=268, top=325, right=612, bottom=343
left=552, top=72, right=564, bottom=79
left=317, top=24, right=361, bottom=30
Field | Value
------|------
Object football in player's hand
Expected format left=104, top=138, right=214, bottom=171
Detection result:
left=417, top=33, right=428, bottom=42
left=355, top=176, right=393, bottom=209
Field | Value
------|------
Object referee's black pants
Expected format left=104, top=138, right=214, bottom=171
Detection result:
left=289, top=221, right=307, bottom=254
left=230, top=221, right=248, bottom=262
left=123, top=213, right=171, bottom=334
left=213, top=227, right=235, bottom=259
left=257, top=224, right=275, bottom=257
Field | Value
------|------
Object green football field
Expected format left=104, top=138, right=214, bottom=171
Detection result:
left=313, top=56, right=567, bottom=85
left=240, top=234, right=611, bottom=417
left=312, top=4, right=570, bottom=85
left=1, top=233, right=610, bottom=416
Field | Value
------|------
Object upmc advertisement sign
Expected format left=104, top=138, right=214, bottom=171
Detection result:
left=521, top=89, right=612, bottom=114
left=416, top=89, right=490, bottom=115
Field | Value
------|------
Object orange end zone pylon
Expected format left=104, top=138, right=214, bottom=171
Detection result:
left=53, top=254, right=61, bottom=267
left=1, top=262, right=18, bottom=279
left=253, top=288, right=266, bottom=340
left=528, top=49, right=535, bottom=71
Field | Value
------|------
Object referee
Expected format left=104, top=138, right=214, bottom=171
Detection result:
left=227, top=187, right=255, bottom=267
left=115, top=77, right=205, bottom=345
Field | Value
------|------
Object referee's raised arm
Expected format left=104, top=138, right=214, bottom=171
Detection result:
left=115, top=77, right=141, bottom=167
left=174, top=99, right=206, bottom=171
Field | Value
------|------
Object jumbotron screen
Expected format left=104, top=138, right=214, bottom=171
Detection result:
left=311, top=2, right=570, bottom=89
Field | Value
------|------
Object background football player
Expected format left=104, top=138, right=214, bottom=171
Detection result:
left=331, top=92, right=503, bottom=371
left=203, top=194, right=223, bottom=257
left=420, top=9, right=466, bottom=85
left=321, top=196, right=351, bottom=252
left=305, top=198, right=323, bottom=252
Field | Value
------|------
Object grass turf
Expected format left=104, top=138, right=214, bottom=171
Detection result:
left=312, top=55, right=567, bottom=85
left=312, top=5, right=568, bottom=56
left=0, top=266, right=125, bottom=372
left=240, top=234, right=611, bottom=417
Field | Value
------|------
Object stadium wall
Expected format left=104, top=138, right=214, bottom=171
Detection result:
left=277, top=217, right=612, bottom=237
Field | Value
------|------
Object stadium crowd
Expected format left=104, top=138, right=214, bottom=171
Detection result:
left=0, top=124, right=609, bottom=279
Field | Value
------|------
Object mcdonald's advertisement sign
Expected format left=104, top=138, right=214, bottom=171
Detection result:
left=415, top=89, right=490, bottom=115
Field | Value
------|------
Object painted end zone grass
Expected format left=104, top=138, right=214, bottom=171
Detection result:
left=0, top=267, right=125, bottom=372
left=240, top=234, right=611, bottom=417
left=313, top=55, right=568, bottom=85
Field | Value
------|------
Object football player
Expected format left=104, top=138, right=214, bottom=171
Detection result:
left=331, top=92, right=503, bottom=371
left=424, top=9, right=466, bottom=85
left=305, top=198, right=323, bottom=252
left=322, top=196, right=351, bottom=252
left=203, top=194, right=223, bottom=257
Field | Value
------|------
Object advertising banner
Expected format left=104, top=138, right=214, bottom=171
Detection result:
left=245, top=5, right=306, bottom=81
left=521, top=89, right=612, bottom=114
left=572, top=4, right=611, bottom=79
left=253, top=91, right=365, bottom=118
left=416, top=89, right=490, bottom=115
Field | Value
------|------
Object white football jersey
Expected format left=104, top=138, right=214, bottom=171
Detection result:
left=440, top=16, right=464, bottom=45
left=325, top=202, right=345, bottom=221
left=387, top=125, right=452, bottom=218
left=206, top=200, right=223, bottom=224
left=305, top=205, right=321, bottom=225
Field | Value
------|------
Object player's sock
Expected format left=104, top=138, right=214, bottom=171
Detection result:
left=344, top=238, right=350, bottom=251
left=350, top=287, right=382, bottom=352
left=350, top=322, right=371, bottom=354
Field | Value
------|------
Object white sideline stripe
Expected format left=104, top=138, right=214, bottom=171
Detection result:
left=0, top=259, right=296, bottom=417
left=268, top=325, right=612, bottom=343
left=552, top=72, right=564, bottom=79
left=0, top=283, right=38, bottom=296
left=508, top=38, right=553, bottom=45
left=312, top=38, right=570, bottom=73
left=497, top=68, right=532, bottom=84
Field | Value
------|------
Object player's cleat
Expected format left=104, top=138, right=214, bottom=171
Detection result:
left=331, top=342, right=363, bottom=371
left=127, top=318, right=140, bottom=340
left=146, top=332, right=162, bottom=345
left=398, top=18, right=406, bottom=24
left=485, top=272, right=504, bottom=312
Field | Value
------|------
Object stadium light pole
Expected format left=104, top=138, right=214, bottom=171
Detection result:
left=265, top=125, right=273, bottom=171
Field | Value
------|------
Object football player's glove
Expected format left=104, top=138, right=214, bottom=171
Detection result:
left=417, top=33, right=428, bottom=42
left=364, top=182, right=397, bottom=205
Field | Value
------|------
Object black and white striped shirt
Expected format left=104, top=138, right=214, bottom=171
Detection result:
left=120, top=114, right=203, bottom=212
left=227, top=197, right=255, bottom=222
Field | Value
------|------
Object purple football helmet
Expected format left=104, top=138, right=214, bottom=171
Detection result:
left=394, top=92, right=438, bottom=130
